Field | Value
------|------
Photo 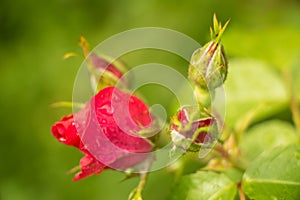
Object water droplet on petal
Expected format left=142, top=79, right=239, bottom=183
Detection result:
left=98, top=103, right=114, bottom=115
left=101, top=127, right=108, bottom=134
left=59, top=137, right=66, bottom=142
left=129, top=98, right=135, bottom=104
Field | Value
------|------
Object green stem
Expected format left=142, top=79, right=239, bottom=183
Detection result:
left=214, top=143, right=245, bottom=171
left=238, top=182, right=245, bottom=200
left=128, top=173, right=148, bottom=200
left=282, top=69, right=300, bottom=136
left=136, top=173, right=147, bottom=196
left=291, top=95, right=300, bottom=136
left=213, top=110, right=234, bottom=142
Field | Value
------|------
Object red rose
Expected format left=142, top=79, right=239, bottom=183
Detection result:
left=51, top=86, right=153, bottom=181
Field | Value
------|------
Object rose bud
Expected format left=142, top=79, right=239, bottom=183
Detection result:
left=188, top=14, right=229, bottom=90
left=170, top=106, right=218, bottom=152
left=79, top=35, right=129, bottom=90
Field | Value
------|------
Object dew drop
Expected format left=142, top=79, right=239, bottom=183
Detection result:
left=129, top=98, right=135, bottom=104
left=101, top=127, right=108, bottom=134
left=98, top=103, right=114, bottom=115
left=95, top=139, right=101, bottom=147
left=59, top=138, right=66, bottom=142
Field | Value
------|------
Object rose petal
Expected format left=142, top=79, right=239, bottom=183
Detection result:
left=93, top=87, right=153, bottom=152
left=51, top=115, right=80, bottom=148
left=73, top=154, right=105, bottom=181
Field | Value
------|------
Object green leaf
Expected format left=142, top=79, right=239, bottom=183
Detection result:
left=242, top=145, right=300, bottom=200
left=225, top=58, right=288, bottom=126
left=223, top=168, right=244, bottom=183
left=239, top=120, right=299, bottom=162
left=170, top=171, right=237, bottom=200
left=223, top=27, right=300, bottom=68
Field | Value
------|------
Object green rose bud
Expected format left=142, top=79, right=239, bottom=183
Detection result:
left=188, top=14, right=229, bottom=90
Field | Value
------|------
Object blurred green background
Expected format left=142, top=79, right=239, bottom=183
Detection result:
left=1, top=0, right=300, bottom=199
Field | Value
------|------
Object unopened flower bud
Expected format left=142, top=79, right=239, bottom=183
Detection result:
left=89, top=53, right=128, bottom=89
left=170, top=106, right=218, bottom=152
left=188, top=14, right=229, bottom=90
left=79, top=35, right=128, bottom=90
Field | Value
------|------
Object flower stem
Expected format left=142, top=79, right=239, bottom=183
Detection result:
left=136, top=173, right=147, bottom=196
left=291, top=95, right=300, bottom=136
left=282, top=69, right=300, bottom=136
left=214, top=142, right=245, bottom=171
left=238, top=182, right=245, bottom=200
left=128, top=173, right=148, bottom=200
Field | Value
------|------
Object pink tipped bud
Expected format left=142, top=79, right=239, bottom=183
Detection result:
left=79, top=35, right=129, bottom=90
left=188, top=14, right=229, bottom=90
left=170, top=106, right=218, bottom=152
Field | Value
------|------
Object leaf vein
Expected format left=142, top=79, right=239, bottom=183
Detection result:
left=245, top=179, right=300, bottom=186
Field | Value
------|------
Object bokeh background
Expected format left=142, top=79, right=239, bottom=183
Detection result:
left=1, top=0, right=300, bottom=199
